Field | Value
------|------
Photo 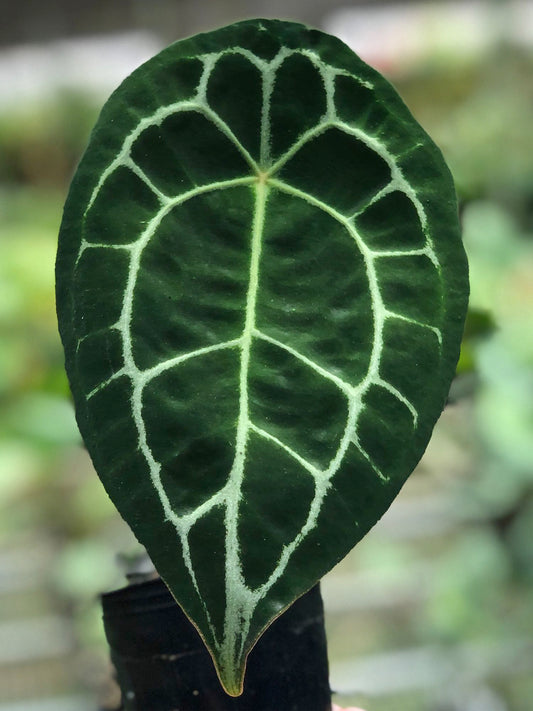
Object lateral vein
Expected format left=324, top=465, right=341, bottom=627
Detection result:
left=249, top=422, right=323, bottom=478
left=253, top=328, right=354, bottom=396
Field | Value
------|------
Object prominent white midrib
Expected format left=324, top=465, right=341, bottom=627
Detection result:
left=220, top=178, right=268, bottom=671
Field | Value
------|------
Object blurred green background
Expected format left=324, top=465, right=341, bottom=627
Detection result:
left=0, top=1, right=532, bottom=710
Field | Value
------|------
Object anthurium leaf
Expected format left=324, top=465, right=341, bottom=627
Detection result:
left=56, top=19, right=468, bottom=695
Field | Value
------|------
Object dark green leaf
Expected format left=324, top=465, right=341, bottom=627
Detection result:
left=56, top=19, right=468, bottom=694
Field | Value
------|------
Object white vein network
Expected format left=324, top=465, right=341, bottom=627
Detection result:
left=73, top=44, right=444, bottom=675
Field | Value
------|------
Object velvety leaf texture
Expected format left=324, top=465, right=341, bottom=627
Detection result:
left=56, top=19, right=468, bottom=695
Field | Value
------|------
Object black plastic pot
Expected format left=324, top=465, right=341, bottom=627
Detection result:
left=102, top=578, right=331, bottom=711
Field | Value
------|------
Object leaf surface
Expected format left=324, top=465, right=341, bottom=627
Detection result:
left=56, top=19, right=468, bottom=695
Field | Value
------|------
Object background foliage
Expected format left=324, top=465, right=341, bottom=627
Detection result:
left=0, top=2, right=532, bottom=710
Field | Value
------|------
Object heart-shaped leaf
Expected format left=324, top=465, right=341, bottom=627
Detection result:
left=56, top=19, right=468, bottom=695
